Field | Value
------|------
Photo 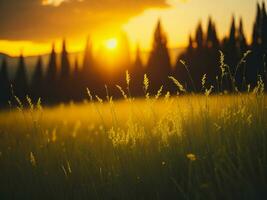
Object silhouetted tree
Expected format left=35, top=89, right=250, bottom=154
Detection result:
left=61, top=39, right=70, bottom=78
left=130, top=44, right=144, bottom=96
left=247, top=3, right=265, bottom=88
left=188, top=34, right=194, bottom=54
left=45, top=43, right=58, bottom=103
left=83, top=37, right=94, bottom=73
left=59, top=39, right=71, bottom=101
left=195, top=22, right=204, bottom=49
left=262, top=2, right=267, bottom=57
left=229, top=16, right=237, bottom=47
left=252, top=3, right=262, bottom=48
left=147, top=19, right=172, bottom=92
left=115, top=32, right=132, bottom=96
left=234, top=18, right=249, bottom=89
left=211, top=22, right=219, bottom=49
left=237, top=18, right=248, bottom=55
left=261, top=2, right=267, bottom=87
left=207, top=17, right=214, bottom=48
left=0, top=57, right=10, bottom=106
left=82, top=38, right=102, bottom=95
left=13, top=54, right=28, bottom=99
left=31, top=56, right=43, bottom=101
left=72, top=58, right=82, bottom=101
left=206, top=17, right=219, bottom=49
left=224, top=16, right=239, bottom=75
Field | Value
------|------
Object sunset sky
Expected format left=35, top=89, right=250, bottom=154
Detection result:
left=0, top=0, right=264, bottom=56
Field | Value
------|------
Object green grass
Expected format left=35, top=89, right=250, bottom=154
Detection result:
left=0, top=90, right=266, bottom=199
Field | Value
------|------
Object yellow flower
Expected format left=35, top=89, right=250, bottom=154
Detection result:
left=187, top=153, right=196, bottom=161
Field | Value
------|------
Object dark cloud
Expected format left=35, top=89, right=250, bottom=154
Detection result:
left=0, top=0, right=169, bottom=41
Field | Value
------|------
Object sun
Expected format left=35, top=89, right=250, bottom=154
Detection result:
left=105, top=38, right=118, bottom=50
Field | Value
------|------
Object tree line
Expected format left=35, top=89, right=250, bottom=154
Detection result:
left=0, top=2, right=267, bottom=107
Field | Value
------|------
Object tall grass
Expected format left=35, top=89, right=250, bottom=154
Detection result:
left=0, top=55, right=266, bottom=199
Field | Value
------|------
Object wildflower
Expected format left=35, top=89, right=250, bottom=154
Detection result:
left=187, top=153, right=196, bottom=161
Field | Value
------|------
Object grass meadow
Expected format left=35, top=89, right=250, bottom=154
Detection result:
left=0, top=74, right=266, bottom=200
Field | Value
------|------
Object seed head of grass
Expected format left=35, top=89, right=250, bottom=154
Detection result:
left=143, top=74, right=149, bottom=93
left=205, top=86, right=214, bottom=96
left=116, top=85, right=128, bottom=100
left=219, top=50, right=226, bottom=74
left=26, top=96, right=34, bottom=111
left=155, top=86, right=163, bottom=100
left=30, top=152, right=37, bottom=167
left=36, top=98, right=42, bottom=111
left=168, top=76, right=186, bottom=93
left=86, top=88, right=93, bottom=102
left=95, top=95, right=103, bottom=104
left=14, top=96, right=23, bottom=112
left=126, top=70, right=130, bottom=87
left=164, top=91, right=170, bottom=100
left=201, top=74, right=207, bottom=89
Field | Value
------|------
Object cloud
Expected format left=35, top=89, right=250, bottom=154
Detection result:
left=42, top=0, right=66, bottom=7
left=0, top=0, right=169, bottom=41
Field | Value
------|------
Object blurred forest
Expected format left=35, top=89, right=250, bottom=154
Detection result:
left=0, top=2, right=267, bottom=107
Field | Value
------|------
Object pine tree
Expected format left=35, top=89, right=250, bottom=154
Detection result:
left=46, top=43, right=57, bottom=83
left=13, top=54, right=28, bottom=99
left=45, top=43, right=58, bottom=103
left=237, top=18, right=248, bottom=54
left=134, top=44, right=143, bottom=70
left=131, top=44, right=144, bottom=96
left=252, top=3, right=262, bottom=48
left=262, top=2, right=267, bottom=53
left=31, top=56, right=43, bottom=100
left=83, top=37, right=94, bottom=73
left=147, top=19, right=172, bottom=91
left=195, top=22, right=204, bottom=49
left=207, top=17, right=213, bottom=48
left=0, top=57, right=10, bottom=106
left=211, top=22, right=219, bottom=48
left=262, top=2, right=267, bottom=88
left=206, top=17, right=219, bottom=49
left=82, top=37, right=97, bottom=91
left=229, top=16, right=237, bottom=49
left=60, top=39, right=71, bottom=101
left=61, top=39, right=70, bottom=78
left=187, top=34, right=194, bottom=53
left=72, top=57, right=82, bottom=101
left=73, top=58, right=79, bottom=80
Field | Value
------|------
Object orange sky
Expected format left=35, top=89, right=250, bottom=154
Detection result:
left=0, top=0, right=263, bottom=56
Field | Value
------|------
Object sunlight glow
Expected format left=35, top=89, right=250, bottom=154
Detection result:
left=105, top=38, right=118, bottom=50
